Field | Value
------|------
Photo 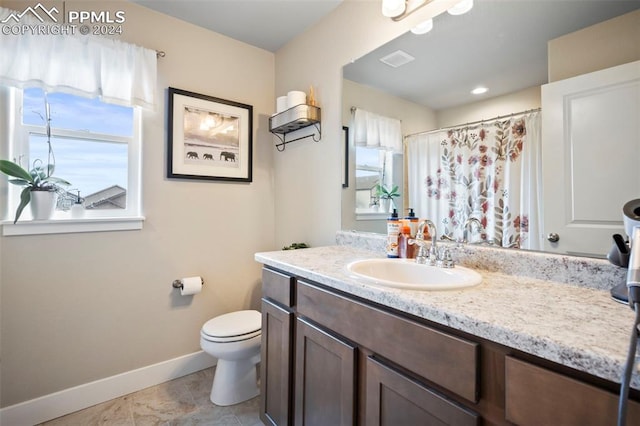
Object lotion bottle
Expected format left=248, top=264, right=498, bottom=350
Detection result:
left=386, top=209, right=400, bottom=258
left=405, top=208, right=419, bottom=237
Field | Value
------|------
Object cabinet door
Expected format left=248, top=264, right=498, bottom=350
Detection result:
left=261, top=299, right=294, bottom=426
left=294, top=318, right=356, bottom=426
left=365, top=356, right=479, bottom=426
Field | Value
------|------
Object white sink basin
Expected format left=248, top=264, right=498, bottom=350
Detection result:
left=346, top=258, right=482, bottom=290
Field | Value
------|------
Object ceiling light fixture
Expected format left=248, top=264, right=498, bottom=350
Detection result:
left=447, top=0, right=474, bottom=16
left=471, top=87, right=488, bottom=95
left=382, top=0, right=406, bottom=18
left=383, top=0, right=436, bottom=22
left=411, top=18, right=433, bottom=35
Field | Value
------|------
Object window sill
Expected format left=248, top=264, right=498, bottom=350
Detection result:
left=2, top=216, right=145, bottom=236
left=356, top=211, right=390, bottom=221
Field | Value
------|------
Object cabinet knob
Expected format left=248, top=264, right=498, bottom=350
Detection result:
left=547, top=233, right=560, bottom=243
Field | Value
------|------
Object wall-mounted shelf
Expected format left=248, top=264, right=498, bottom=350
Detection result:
left=269, top=104, right=321, bottom=151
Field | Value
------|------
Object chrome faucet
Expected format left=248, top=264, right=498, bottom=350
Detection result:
left=462, top=217, right=483, bottom=244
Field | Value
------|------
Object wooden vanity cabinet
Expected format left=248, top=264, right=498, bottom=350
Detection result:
left=260, top=267, right=640, bottom=426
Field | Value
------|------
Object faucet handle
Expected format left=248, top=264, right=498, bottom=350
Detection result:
left=437, top=248, right=455, bottom=268
left=427, top=244, right=438, bottom=266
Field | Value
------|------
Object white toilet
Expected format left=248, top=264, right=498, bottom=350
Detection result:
left=200, top=309, right=262, bottom=406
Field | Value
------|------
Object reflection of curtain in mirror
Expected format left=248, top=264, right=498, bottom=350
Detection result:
left=352, top=109, right=402, bottom=152
left=406, top=111, right=542, bottom=250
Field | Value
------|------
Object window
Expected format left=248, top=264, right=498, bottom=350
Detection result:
left=2, top=87, right=143, bottom=235
left=355, top=146, right=402, bottom=215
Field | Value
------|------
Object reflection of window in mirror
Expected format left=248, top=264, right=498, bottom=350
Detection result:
left=351, top=108, right=403, bottom=216
left=355, top=147, right=401, bottom=215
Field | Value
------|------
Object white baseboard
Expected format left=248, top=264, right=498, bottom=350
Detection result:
left=0, top=351, right=216, bottom=426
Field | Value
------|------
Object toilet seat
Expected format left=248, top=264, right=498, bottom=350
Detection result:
left=201, top=310, right=261, bottom=343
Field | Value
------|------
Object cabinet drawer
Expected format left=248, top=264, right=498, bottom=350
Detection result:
left=262, top=268, right=295, bottom=307
left=297, top=280, right=479, bottom=402
left=505, top=356, right=640, bottom=426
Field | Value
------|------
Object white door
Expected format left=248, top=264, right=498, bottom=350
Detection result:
left=542, top=60, right=640, bottom=257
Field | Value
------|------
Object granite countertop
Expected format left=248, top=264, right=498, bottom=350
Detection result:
left=255, top=243, right=640, bottom=390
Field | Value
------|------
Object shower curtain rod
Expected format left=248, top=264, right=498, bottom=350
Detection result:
left=403, top=107, right=541, bottom=139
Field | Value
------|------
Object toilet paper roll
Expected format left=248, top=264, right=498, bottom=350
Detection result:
left=180, top=276, right=203, bottom=296
left=276, top=96, right=288, bottom=113
left=287, top=90, right=306, bottom=108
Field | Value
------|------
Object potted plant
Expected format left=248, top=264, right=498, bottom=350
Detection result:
left=375, top=184, right=400, bottom=213
left=0, top=159, right=71, bottom=223
left=0, top=94, right=70, bottom=223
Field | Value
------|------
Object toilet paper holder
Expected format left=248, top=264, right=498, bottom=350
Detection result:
left=172, top=277, right=204, bottom=289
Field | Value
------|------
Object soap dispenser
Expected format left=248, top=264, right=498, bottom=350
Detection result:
left=70, top=190, right=84, bottom=218
left=405, top=208, right=419, bottom=237
left=386, top=209, right=400, bottom=258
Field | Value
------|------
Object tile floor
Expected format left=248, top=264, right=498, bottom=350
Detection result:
left=39, top=367, right=264, bottom=426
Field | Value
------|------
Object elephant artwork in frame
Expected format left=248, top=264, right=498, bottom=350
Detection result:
left=167, top=87, right=253, bottom=182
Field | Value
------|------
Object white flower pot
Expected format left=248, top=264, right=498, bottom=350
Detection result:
left=381, top=198, right=392, bottom=214
left=30, top=190, right=58, bottom=220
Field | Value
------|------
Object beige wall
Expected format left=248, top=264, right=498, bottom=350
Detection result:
left=548, top=10, right=640, bottom=82
left=273, top=0, right=454, bottom=248
left=436, top=86, right=541, bottom=129
left=341, top=79, right=437, bottom=136
left=0, top=0, right=275, bottom=407
left=341, top=78, right=436, bottom=232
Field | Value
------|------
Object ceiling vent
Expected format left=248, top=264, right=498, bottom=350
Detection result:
left=379, top=50, right=415, bottom=68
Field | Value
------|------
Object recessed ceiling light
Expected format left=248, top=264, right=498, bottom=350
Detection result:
left=471, top=87, right=488, bottom=95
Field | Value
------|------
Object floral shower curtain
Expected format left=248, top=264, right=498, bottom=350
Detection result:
left=406, top=111, right=543, bottom=250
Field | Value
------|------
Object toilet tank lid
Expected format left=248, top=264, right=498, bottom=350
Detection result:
left=202, top=310, right=261, bottom=338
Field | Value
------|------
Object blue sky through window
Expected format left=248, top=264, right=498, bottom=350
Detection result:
left=23, top=88, right=132, bottom=198
left=23, top=88, right=133, bottom=136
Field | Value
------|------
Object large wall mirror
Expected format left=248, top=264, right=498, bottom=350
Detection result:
left=341, top=0, right=640, bottom=258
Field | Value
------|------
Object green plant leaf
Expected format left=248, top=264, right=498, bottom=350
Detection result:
left=14, top=187, right=31, bottom=224
left=0, top=160, right=33, bottom=182
left=45, top=176, right=71, bottom=186
left=8, top=178, right=31, bottom=187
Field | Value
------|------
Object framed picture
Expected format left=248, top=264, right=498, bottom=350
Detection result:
left=342, top=126, right=349, bottom=188
left=167, top=87, right=253, bottom=182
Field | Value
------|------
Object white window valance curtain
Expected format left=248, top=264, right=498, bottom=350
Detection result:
left=0, top=7, right=157, bottom=109
left=352, top=108, right=402, bottom=153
